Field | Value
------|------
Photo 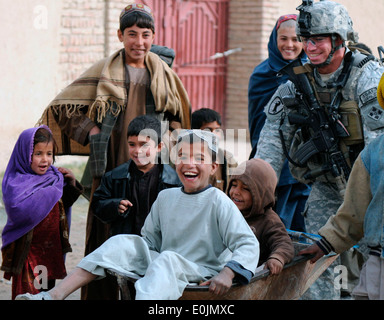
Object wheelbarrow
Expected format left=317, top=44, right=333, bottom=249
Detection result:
left=107, top=237, right=338, bottom=300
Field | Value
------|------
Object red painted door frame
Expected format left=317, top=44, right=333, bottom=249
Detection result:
left=139, top=0, right=229, bottom=121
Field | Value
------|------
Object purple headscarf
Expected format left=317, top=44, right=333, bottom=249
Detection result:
left=1, top=125, right=64, bottom=249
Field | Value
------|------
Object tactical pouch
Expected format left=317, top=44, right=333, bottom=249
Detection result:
left=288, top=129, right=333, bottom=184
left=339, top=100, right=364, bottom=146
left=288, top=129, right=313, bottom=184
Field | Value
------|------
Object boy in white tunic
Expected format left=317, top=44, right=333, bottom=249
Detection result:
left=16, top=130, right=259, bottom=300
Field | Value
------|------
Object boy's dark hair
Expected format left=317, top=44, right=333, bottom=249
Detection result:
left=191, top=108, right=222, bottom=129
left=127, top=115, right=162, bottom=144
left=120, top=11, right=155, bottom=33
left=34, top=127, right=58, bottom=162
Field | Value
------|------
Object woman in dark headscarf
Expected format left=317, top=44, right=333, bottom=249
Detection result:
left=1, top=126, right=83, bottom=299
left=248, top=15, right=306, bottom=152
left=248, top=15, right=310, bottom=232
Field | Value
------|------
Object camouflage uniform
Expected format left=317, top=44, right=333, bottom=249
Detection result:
left=255, top=1, right=384, bottom=300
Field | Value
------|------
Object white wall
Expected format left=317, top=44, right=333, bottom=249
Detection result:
left=0, top=0, right=62, bottom=172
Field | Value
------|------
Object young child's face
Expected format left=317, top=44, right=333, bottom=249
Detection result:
left=229, top=179, right=253, bottom=212
left=175, top=141, right=218, bottom=193
left=118, top=24, right=154, bottom=67
left=31, top=141, right=54, bottom=175
left=128, top=135, right=161, bottom=173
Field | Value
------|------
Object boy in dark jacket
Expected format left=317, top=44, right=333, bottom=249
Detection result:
left=91, top=115, right=181, bottom=237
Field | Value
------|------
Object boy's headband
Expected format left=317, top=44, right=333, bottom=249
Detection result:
left=120, top=3, right=154, bottom=22
left=177, top=129, right=218, bottom=154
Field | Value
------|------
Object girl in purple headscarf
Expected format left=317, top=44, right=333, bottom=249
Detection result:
left=1, top=125, right=83, bottom=299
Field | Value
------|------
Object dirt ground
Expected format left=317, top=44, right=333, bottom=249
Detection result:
left=0, top=196, right=88, bottom=300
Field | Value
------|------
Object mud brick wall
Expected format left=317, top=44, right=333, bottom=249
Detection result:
left=225, top=0, right=278, bottom=133
left=59, top=0, right=106, bottom=85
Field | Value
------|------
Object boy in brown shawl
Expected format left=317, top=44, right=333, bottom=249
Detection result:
left=228, top=158, right=294, bottom=274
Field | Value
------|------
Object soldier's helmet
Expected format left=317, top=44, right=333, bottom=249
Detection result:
left=296, top=0, right=358, bottom=42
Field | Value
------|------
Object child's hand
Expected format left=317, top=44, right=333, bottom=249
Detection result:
left=299, top=244, right=325, bottom=263
left=199, top=267, right=234, bottom=296
left=57, top=167, right=76, bottom=186
left=118, top=199, right=133, bottom=215
left=265, top=258, right=284, bottom=275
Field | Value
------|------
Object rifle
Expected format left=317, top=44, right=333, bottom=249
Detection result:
left=277, top=58, right=351, bottom=194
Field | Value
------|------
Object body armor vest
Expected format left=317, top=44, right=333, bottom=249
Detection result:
left=285, top=50, right=373, bottom=188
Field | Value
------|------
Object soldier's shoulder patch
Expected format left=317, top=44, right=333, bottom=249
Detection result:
left=359, top=87, right=377, bottom=105
left=367, top=106, right=384, bottom=121
left=268, top=97, right=284, bottom=115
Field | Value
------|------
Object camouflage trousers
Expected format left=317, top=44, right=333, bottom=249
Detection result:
left=301, top=181, right=364, bottom=300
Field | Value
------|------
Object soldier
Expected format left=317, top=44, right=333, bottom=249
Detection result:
left=255, top=0, right=384, bottom=299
